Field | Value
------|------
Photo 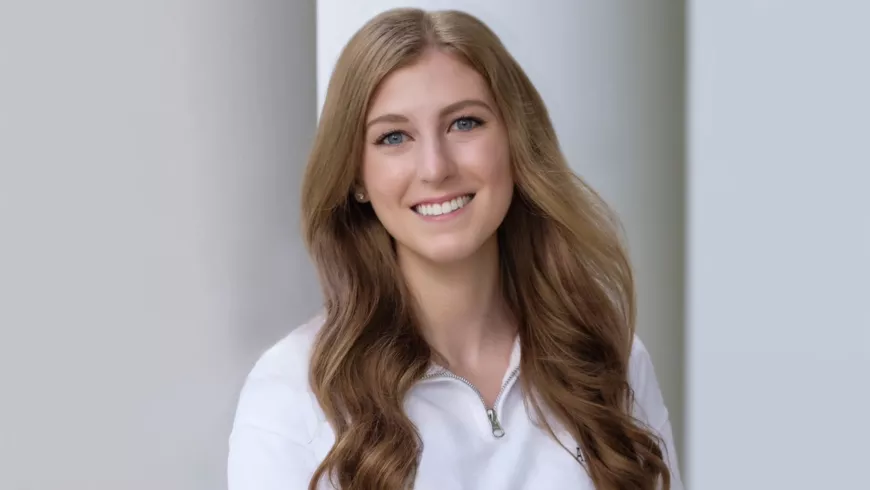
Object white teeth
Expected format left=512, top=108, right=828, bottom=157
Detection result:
left=415, top=195, right=472, bottom=216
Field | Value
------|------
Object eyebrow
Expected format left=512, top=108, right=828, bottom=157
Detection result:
left=365, top=99, right=495, bottom=130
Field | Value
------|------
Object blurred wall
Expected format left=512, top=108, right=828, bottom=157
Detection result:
left=318, top=0, right=687, bottom=454
left=0, top=1, right=318, bottom=489
left=687, top=1, right=870, bottom=488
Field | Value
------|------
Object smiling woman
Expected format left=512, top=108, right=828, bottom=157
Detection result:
left=361, top=50, right=513, bottom=266
left=228, top=7, right=683, bottom=490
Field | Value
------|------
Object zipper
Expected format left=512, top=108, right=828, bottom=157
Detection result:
left=422, top=367, right=520, bottom=438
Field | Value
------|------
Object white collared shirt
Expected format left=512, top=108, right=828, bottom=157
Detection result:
left=228, top=315, right=684, bottom=489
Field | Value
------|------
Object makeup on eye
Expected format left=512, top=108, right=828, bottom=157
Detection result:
left=376, top=131, right=408, bottom=146
left=450, top=115, right=485, bottom=132
left=372, top=115, right=487, bottom=146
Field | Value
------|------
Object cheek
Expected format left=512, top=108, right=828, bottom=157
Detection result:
left=459, top=134, right=512, bottom=189
left=361, top=152, right=412, bottom=207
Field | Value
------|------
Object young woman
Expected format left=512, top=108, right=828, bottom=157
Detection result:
left=228, top=7, right=683, bottom=490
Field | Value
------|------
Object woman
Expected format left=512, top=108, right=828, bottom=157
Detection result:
left=229, top=7, right=683, bottom=490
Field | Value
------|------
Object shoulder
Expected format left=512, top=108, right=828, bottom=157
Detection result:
left=627, top=334, right=669, bottom=429
left=231, top=313, right=326, bottom=445
left=627, top=335, right=686, bottom=487
left=246, top=313, right=324, bottom=387
left=628, top=334, right=654, bottom=382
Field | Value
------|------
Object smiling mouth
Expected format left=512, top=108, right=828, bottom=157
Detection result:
left=412, top=194, right=475, bottom=217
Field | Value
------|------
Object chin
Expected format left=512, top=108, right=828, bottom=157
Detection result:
left=405, top=233, right=496, bottom=265
left=393, top=236, right=474, bottom=265
left=418, top=244, right=477, bottom=264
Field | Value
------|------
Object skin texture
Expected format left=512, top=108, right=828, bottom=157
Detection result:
left=359, top=49, right=519, bottom=406
left=361, top=49, right=514, bottom=268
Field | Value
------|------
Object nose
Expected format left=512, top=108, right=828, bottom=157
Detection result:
left=417, top=135, right=456, bottom=184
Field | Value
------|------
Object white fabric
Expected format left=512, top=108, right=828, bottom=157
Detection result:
left=228, top=314, right=684, bottom=489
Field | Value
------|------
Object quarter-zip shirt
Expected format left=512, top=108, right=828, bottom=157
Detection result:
left=228, top=315, right=684, bottom=489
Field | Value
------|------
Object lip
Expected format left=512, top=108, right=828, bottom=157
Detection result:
left=410, top=192, right=475, bottom=208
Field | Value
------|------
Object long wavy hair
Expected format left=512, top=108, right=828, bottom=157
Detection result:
left=301, top=8, right=670, bottom=490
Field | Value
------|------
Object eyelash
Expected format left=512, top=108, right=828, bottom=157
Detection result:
left=374, top=115, right=486, bottom=146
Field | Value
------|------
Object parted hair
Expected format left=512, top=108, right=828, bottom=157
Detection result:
left=300, top=8, right=670, bottom=490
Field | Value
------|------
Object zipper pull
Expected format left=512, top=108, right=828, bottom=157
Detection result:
left=486, top=409, right=506, bottom=438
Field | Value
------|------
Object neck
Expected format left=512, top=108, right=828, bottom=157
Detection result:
left=398, top=236, right=516, bottom=367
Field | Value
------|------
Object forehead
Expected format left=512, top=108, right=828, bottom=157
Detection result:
left=367, top=50, right=492, bottom=116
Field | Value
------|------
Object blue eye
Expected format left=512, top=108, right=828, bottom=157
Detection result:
left=451, top=116, right=482, bottom=132
left=379, top=132, right=406, bottom=145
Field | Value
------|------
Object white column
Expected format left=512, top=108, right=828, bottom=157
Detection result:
left=0, top=1, right=318, bottom=489
left=688, top=1, right=870, bottom=488
left=318, top=0, right=686, bottom=452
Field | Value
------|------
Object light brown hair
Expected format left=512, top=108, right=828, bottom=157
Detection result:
left=301, top=8, right=670, bottom=490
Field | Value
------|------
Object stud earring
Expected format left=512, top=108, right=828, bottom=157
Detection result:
left=354, top=191, right=367, bottom=203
